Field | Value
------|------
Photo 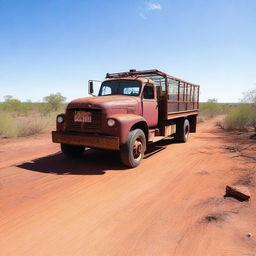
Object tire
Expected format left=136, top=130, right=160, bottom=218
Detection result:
left=175, top=119, right=190, bottom=143
left=61, top=143, right=85, bottom=158
left=120, top=129, right=146, bottom=168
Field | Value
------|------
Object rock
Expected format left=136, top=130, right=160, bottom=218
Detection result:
left=224, top=145, right=238, bottom=152
left=246, top=233, right=252, bottom=238
left=225, top=185, right=250, bottom=201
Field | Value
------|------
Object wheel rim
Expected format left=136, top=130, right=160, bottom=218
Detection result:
left=133, top=138, right=143, bottom=160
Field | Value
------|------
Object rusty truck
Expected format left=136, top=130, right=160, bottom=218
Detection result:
left=52, top=69, right=200, bottom=167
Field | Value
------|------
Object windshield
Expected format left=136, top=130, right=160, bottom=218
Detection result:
left=98, top=80, right=141, bottom=96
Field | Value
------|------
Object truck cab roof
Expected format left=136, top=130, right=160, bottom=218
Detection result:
left=106, top=76, right=154, bottom=85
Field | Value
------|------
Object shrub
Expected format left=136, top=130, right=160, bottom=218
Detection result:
left=16, top=115, right=50, bottom=137
left=223, top=105, right=256, bottom=131
left=199, top=101, right=238, bottom=122
left=199, top=100, right=223, bottom=120
left=1, top=95, right=23, bottom=113
left=0, top=112, right=57, bottom=138
left=0, top=112, right=17, bottom=137
left=200, top=102, right=221, bottom=118
left=43, top=93, right=66, bottom=111
left=0, top=95, right=67, bottom=137
left=242, top=88, right=256, bottom=104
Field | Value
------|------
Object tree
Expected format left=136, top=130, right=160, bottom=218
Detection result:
left=242, top=88, right=256, bottom=104
left=43, top=93, right=66, bottom=111
left=4, top=95, right=21, bottom=104
left=3, top=95, right=22, bottom=112
left=242, top=88, right=256, bottom=132
left=207, top=98, right=218, bottom=103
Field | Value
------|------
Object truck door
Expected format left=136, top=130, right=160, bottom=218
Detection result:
left=142, top=83, right=158, bottom=127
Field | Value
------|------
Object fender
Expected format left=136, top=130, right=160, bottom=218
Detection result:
left=109, top=114, right=148, bottom=144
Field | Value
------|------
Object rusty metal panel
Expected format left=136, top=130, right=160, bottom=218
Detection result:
left=179, top=102, right=186, bottom=111
left=167, top=110, right=198, bottom=120
left=52, top=131, right=119, bottom=150
left=187, top=102, right=194, bottom=110
left=168, top=102, right=179, bottom=112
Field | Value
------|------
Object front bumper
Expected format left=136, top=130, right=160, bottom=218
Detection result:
left=52, top=131, right=119, bottom=150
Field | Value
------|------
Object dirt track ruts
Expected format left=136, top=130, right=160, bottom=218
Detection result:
left=1, top=117, right=256, bottom=256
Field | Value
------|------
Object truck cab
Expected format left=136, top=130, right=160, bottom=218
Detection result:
left=52, top=69, right=200, bottom=167
left=91, top=77, right=159, bottom=126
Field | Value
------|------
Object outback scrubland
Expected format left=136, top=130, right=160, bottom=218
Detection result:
left=0, top=93, right=66, bottom=137
left=200, top=101, right=256, bottom=130
left=199, top=88, right=256, bottom=133
left=0, top=89, right=255, bottom=138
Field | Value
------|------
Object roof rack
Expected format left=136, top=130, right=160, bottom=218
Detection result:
left=106, top=69, right=167, bottom=79
left=105, top=69, right=199, bottom=87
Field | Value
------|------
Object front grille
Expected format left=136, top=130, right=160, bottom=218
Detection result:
left=66, top=109, right=102, bottom=132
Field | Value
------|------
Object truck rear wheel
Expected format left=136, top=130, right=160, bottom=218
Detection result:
left=61, top=143, right=85, bottom=158
left=175, top=119, right=190, bottom=143
left=120, top=129, right=146, bottom=168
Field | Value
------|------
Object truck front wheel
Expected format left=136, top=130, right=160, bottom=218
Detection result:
left=120, top=129, right=146, bottom=168
left=175, top=119, right=190, bottom=143
left=61, top=143, right=85, bottom=158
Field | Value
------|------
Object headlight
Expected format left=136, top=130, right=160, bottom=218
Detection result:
left=57, top=115, right=64, bottom=123
left=107, top=119, right=115, bottom=127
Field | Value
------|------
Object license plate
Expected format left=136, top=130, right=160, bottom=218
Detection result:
left=74, top=111, right=92, bottom=123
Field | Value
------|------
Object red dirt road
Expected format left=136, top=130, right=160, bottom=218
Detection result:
left=1, top=118, right=256, bottom=256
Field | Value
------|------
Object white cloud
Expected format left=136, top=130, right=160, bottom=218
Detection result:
left=139, top=2, right=161, bottom=19
left=139, top=12, right=147, bottom=19
left=148, top=2, right=161, bottom=10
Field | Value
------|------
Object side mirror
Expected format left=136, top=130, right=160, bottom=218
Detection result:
left=88, top=80, right=94, bottom=95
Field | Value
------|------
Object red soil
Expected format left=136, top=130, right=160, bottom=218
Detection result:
left=0, top=117, right=255, bottom=255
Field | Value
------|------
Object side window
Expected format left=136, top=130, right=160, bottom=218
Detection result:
left=143, top=84, right=155, bottom=99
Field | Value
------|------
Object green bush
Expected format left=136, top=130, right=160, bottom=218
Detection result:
left=0, top=112, right=17, bottom=137
left=199, top=101, right=238, bottom=122
left=43, top=93, right=66, bottom=111
left=200, top=102, right=221, bottom=118
left=223, top=105, right=256, bottom=131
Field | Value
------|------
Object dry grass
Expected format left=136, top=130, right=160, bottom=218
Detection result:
left=0, top=111, right=59, bottom=138
left=0, top=100, right=66, bottom=138
left=16, top=115, right=51, bottom=136
left=199, top=102, right=236, bottom=122
left=0, top=112, right=17, bottom=137
left=200, top=103, right=256, bottom=134
left=222, top=105, right=256, bottom=131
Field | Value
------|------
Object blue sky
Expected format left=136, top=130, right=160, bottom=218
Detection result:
left=0, top=0, right=255, bottom=102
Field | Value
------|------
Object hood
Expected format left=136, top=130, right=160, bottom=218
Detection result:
left=67, top=95, right=140, bottom=111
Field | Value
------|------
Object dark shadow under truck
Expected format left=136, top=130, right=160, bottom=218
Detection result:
left=52, top=69, right=200, bottom=167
